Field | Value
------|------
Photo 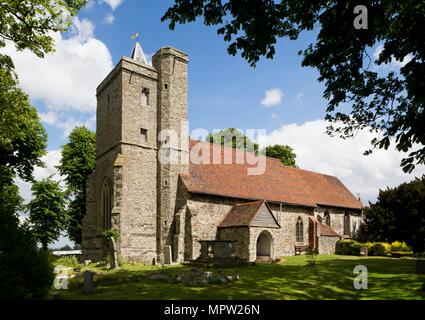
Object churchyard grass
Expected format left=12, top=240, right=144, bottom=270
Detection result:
left=57, top=255, right=425, bottom=300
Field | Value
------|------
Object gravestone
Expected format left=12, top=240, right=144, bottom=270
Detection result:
left=83, top=271, right=94, bottom=294
left=164, top=245, right=172, bottom=265
left=417, top=259, right=425, bottom=274
left=360, top=246, right=368, bottom=256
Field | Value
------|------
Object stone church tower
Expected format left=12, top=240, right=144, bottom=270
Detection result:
left=82, top=43, right=189, bottom=263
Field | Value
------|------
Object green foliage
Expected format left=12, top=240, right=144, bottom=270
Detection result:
left=0, top=184, right=54, bottom=300
left=207, top=128, right=259, bottom=153
left=54, top=256, right=80, bottom=269
left=264, top=144, right=297, bottom=167
left=364, top=176, right=425, bottom=252
left=58, top=126, right=96, bottom=244
left=0, top=0, right=86, bottom=58
left=101, top=229, right=118, bottom=241
left=335, top=240, right=362, bottom=256
left=27, top=177, right=68, bottom=251
left=390, top=241, right=412, bottom=253
left=0, top=55, right=47, bottom=185
left=163, top=1, right=425, bottom=172
left=369, top=242, right=391, bottom=256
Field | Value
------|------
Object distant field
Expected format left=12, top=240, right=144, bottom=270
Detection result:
left=56, top=255, right=425, bottom=300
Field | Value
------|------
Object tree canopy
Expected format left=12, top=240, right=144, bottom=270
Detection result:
left=27, top=177, right=68, bottom=251
left=0, top=55, right=47, bottom=185
left=162, top=1, right=425, bottom=173
left=0, top=0, right=86, bottom=57
left=58, top=126, right=96, bottom=244
left=264, top=144, right=296, bottom=167
left=363, top=176, right=425, bottom=252
left=207, top=128, right=259, bottom=152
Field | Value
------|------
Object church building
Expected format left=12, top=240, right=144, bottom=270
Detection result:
left=82, top=43, right=363, bottom=264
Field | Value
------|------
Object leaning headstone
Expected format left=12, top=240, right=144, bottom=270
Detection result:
left=417, top=259, right=425, bottom=274
left=164, top=245, right=172, bottom=265
left=83, top=271, right=94, bottom=294
left=203, top=271, right=212, bottom=279
left=84, top=260, right=91, bottom=266
left=360, top=246, right=368, bottom=256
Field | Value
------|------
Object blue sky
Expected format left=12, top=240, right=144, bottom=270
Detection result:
left=49, top=0, right=329, bottom=148
left=3, top=0, right=424, bottom=248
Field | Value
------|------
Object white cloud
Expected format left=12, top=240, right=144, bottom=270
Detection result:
left=261, top=88, right=283, bottom=108
left=265, top=119, right=425, bottom=204
left=374, top=44, right=413, bottom=70
left=101, top=0, right=124, bottom=11
left=2, top=17, right=114, bottom=113
left=40, top=110, right=96, bottom=137
left=104, top=13, right=115, bottom=25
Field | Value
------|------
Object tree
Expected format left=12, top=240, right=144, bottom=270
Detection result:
left=207, top=128, right=259, bottom=153
left=57, top=126, right=96, bottom=244
left=162, top=1, right=425, bottom=173
left=0, top=184, right=54, bottom=300
left=0, top=0, right=86, bottom=58
left=363, top=176, right=425, bottom=252
left=264, top=144, right=296, bottom=166
left=27, top=177, right=68, bottom=252
left=0, top=55, right=47, bottom=186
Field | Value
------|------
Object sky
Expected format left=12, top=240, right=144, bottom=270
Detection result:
left=2, top=0, right=424, bottom=248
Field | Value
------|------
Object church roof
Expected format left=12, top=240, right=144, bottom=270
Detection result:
left=130, top=42, right=148, bottom=64
left=218, top=201, right=280, bottom=228
left=181, top=141, right=363, bottom=210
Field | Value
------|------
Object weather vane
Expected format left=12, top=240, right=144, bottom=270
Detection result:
left=131, top=31, right=140, bottom=42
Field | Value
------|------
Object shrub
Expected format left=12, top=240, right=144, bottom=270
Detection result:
left=335, top=240, right=362, bottom=255
left=0, top=223, right=54, bottom=300
left=369, top=242, right=391, bottom=256
left=390, top=241, right=412, bottom=253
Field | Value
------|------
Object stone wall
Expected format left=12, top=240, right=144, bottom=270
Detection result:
left=318, top=235, right=340, bottom=255
left=185, top=194, right=238, bottom=260
left=153, top=48, right=189, bottom=257
left=217, top=227, right=250, bottom=260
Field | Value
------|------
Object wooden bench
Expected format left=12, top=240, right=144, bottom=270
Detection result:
left=294, top=245, right=308, bottom=255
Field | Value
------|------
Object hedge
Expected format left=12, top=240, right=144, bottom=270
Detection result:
left=335, top=240, right=413, bottom=257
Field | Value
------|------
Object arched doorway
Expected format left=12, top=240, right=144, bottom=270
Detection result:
left=256, top=231, right=272, bottom=261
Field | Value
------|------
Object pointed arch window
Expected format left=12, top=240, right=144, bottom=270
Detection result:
left=296, top=217, right=303, bottom=242
left=101, top=178, right=112, bottom=230
left=325, top=210, right=331, bottom=226
left=343, top=212, right=351, bottom=237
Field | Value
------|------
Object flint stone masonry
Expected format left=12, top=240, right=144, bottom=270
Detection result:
left=82, top=43, right=364, bottom=264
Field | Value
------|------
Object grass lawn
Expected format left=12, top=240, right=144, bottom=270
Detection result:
left=57, top=255, right=425, bottom=300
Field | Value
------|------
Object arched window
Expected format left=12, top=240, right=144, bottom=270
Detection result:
left=101, top=178, right=112, bottom=230
left=343, top=212, right=351, bottom=237
left=296, top=217, right=303, bottom=242
left=324, top=210, right=331, bottom=226
left=141, top=88, right=149, bottom=106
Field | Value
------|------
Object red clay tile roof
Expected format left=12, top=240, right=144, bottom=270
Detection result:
left=218, top=201, right=265, bottom=228
left=181, top=141, right=363, bottom=210
left=319, top=223, right=341, bottom=237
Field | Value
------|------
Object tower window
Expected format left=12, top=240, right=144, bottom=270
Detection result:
left=140, top=128, right=148, bottom=143
left=164, top=83, right=168, bottom=89
left=107, top=94, right=111, bottom=111
left=141, top=88, right=149, bottom=106
left=325, top=210, right=331, bottom=226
